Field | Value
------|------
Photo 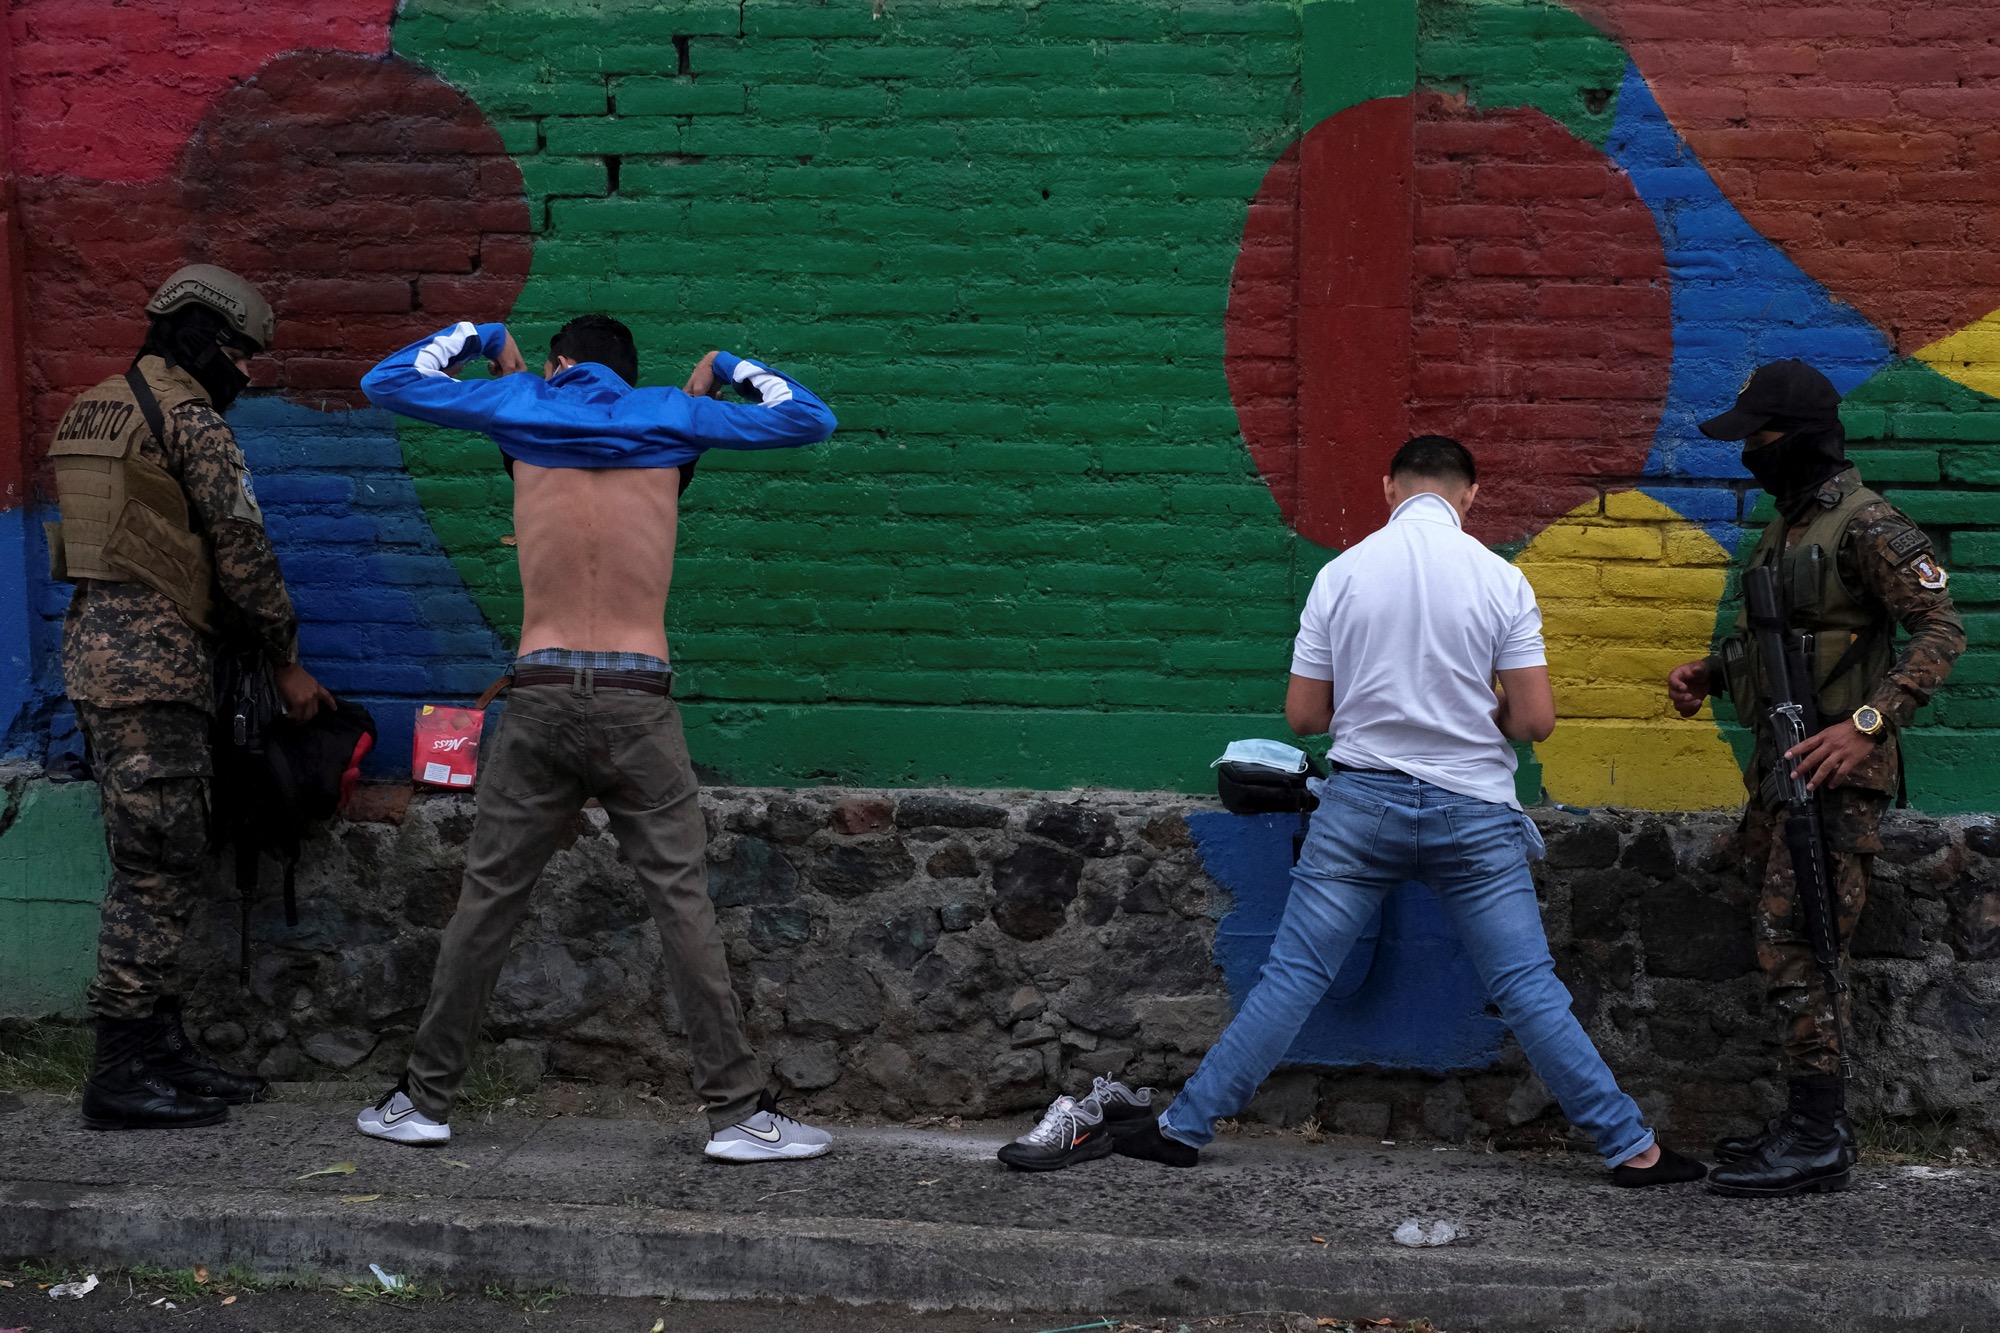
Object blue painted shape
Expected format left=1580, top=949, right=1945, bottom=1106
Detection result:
left=0, top=508, right=38, bottom=753
left=229, top=398, right=510, bottom=773
left=1188, top=810, right=1506, bottom=1073
left=1607, top=63, right=1894, bottom=550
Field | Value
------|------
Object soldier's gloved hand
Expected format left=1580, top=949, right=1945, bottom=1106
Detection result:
left=1666, top=660, right=1710, bottom=717
left=275, top=662, right=336, bottom=724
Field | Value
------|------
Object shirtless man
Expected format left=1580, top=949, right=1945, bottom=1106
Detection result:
left=352, top=315, right=837, bottom=1161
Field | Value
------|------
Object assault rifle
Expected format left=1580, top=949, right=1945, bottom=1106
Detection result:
left=1742, top=564, right=1854, bottom=1078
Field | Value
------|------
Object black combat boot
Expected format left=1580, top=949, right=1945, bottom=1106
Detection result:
left=145, top=998, right=268, bottom=1105
left=1708, top=1076, right=1851, bottom=1197
left=81, top=1016, right=229, bottom=1131
left=1715, top=1076, right=1857, bottom=1166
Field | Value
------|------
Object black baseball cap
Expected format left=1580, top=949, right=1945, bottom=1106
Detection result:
left=1698, top=360, right=1842, bottom=440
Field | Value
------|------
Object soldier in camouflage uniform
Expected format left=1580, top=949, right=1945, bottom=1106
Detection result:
left=1666, top=360, right=1963, bottom=1197
left=49, top=265, right=334, bottom=1130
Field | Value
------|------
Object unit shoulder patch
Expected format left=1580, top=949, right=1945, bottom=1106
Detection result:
left=1911, top=554, right=1948, bottom=591
left=1886, top=526, right=1931, bottom=563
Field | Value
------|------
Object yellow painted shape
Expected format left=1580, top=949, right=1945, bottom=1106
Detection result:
left=1513, top=493, right=1743, bottom=810
left=1915, top=308, right=2000, bottom=401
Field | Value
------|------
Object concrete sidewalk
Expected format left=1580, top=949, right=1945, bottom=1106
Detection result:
left=3, top=1086, right=1996, bottom=1332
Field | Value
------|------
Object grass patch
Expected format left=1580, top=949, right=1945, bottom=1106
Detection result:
left=456, top=1040, right=540, bottom=1117
left=1858, top=1109, right=1959, bottom=1164
left=0, top=1019, right=94, bottom=1096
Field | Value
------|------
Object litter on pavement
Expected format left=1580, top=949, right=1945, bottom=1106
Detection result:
left=1392, top=1218, right=1464, bottom=1247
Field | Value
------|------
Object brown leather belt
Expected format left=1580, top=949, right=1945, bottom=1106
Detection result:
left=507, top=667, right=674, bottom=696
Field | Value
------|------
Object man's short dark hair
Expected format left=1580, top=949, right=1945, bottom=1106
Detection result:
left=1389, top=434, right=1477, bottom=487
left=550, top=314, right=638, bottom=387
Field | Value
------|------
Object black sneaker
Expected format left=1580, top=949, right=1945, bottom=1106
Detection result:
left=1114, top=1120, right=1200, bottom=1169
left=997, top=1094, right=1118, bottom=1172
left=1089, top=1074, right=1156, bottom=1137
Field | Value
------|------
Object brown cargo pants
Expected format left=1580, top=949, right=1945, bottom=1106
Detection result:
left=403, top=675, right=764, bottom=1129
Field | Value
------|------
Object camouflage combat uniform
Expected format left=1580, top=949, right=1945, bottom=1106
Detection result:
left=1710, top=468, right=1963, bottom=1075
left=58, top=356, right=299, bottom=1021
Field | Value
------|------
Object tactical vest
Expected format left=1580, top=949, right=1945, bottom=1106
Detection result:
left=1720, top=470, right=1896, bottom=728
left=46, top=358, right=216, bottom=633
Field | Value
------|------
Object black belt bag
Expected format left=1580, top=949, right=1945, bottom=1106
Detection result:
left=1216, top=755, right=1326, bottom=815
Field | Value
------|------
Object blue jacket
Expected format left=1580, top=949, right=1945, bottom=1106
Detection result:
left=360, top=321, right=836, bottom=471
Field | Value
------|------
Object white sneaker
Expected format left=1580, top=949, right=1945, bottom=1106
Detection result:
left=356, top=1085, right=451, bottom=1147
left=705, top=1092, right=831, bottom=1163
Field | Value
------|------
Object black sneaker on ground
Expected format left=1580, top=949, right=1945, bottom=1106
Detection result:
left=1611, top=1145, right=1708, bottom=1188
left=996, top=1094, right=1118, bottom=1172
left=146, top=999, right=268, bottom=1106
left=1114, top=1120, right=1200, bottom=1169
left=1708, top=1112, right=1851, bottom=1197
left=1089, top=1074, right=1156, bottom=1137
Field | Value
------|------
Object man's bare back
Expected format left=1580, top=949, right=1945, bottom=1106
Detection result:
left=513, top=461, right=680, bottom=659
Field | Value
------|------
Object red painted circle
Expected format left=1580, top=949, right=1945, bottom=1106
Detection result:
left=1225, top=94, right=1674, bottom=547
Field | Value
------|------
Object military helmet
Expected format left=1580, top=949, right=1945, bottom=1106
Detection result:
left=146, top=264, right=275, bottom=352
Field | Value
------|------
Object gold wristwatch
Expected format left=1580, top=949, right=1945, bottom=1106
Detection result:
left=1851, top=704, right=1886, bottom=739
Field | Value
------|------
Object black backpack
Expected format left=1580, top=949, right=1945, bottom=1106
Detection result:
left=214, top=649, right=375, bottom=979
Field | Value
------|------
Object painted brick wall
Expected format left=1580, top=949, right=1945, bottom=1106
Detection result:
left=3, top=0, right=2000, bottom=810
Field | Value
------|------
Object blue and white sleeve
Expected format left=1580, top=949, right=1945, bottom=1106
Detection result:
left=360, top=322, right=514, bottom=431
left=680, top=352, right=838, bottom=450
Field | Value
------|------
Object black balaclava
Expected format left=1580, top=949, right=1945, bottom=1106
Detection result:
left=1741, top=414, right=1848, bottom=518
left=138, top=306, right=254, bottom=411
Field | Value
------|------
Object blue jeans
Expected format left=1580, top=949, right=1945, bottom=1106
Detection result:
left=1161, top=771, right=1655, bottom=1168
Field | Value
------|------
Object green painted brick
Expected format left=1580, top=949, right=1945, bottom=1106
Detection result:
left=521, top=157, right=612, bottom=197
left=881, top=6, right=1026, bottom=41
left=1037, top=87, right=1178, bottom=117
left=616, top=78, right=749, bottom=115
left=1180, top=2, right=1300, bottom=36
left=495, top=119, right=542, bottom=153
left=542, top=116, right=684, bottom=154
left=899, top=86, right=1032, bottom=117
left=1942, top=450, right=2000, bottom=486
left=682, top=122, right=827, bottom=155
left=741, top=2, right=882, bottom=38
left=757, top=84, right=892, bottom=119
left=968, top=47, right=1101, bottom=78
left=463, top=80, right=610, bottom=116
left=834, top=45, right=961, bottom=79
left=688, top=38, right=824, bottom=78
left=1843, top=448, right=1942, bottom=482
left=1951, top=533, right=2000, bottom=567
left=1880, top=490, right=2000, bottom=526
left=1894, top=411, right=2000, bottom=443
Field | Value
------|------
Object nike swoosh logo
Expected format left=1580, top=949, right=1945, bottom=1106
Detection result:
left=740, top=1122, right=784, bottom=1143
left=381, top=1105, right=413, bottom=1126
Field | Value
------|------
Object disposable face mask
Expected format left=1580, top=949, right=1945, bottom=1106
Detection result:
left=1210, top=738, right=1310, bottom=774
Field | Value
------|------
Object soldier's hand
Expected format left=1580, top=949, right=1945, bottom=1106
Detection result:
left=275, top=662, right=336, bottom=724
left=1666, top=660, right=1710, bottom=717
left=1786, top=720, right=1876, bottom=792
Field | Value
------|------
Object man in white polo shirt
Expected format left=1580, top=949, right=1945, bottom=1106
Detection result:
left=1118, top=436, right=1703, bottom=1187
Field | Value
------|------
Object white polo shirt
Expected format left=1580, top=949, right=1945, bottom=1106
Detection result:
left=1290, top=491, right=1546, bottom=809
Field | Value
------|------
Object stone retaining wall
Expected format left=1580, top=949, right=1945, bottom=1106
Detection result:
left=162, top=784, right=2000, bottom=1149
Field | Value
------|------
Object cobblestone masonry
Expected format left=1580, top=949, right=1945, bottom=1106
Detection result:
left=118, top=782, right=2000, bottom=1151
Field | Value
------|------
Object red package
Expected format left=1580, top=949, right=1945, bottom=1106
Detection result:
left=413, top=704, right=485, bottom=789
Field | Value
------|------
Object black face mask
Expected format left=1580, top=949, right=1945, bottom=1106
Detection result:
left=1740, top=417, right=1847, bottom=512
left=142, top=308, right=253, bottom=411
